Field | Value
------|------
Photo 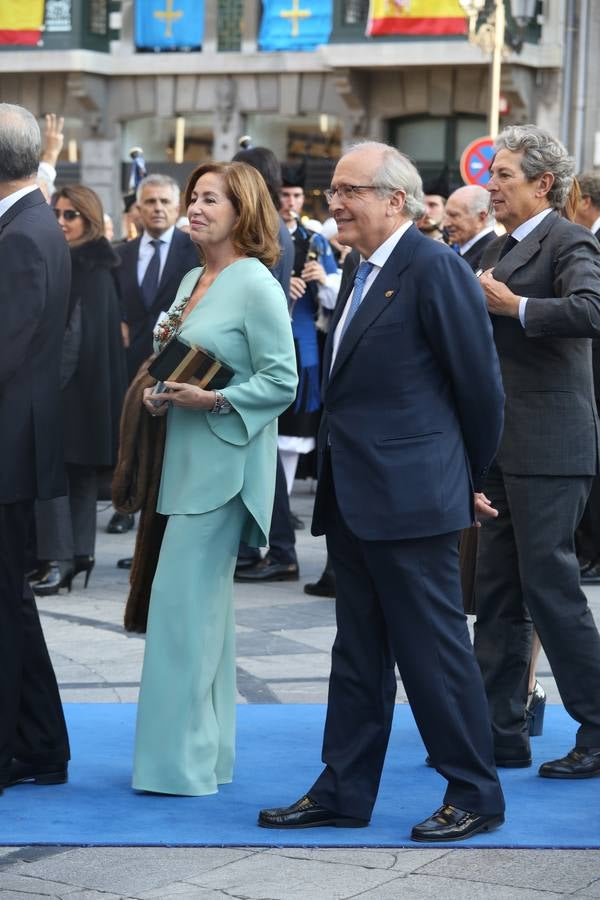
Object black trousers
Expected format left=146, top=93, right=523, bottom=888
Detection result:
left=474, top=464, right=600, bottom=760
left=309, top=481, right=504, bottom=821
left=0, top=501, right=70, bottom=775
left=238, top=452, right=296, bottom=565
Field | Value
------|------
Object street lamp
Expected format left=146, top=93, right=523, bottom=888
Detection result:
left=459, top=0, right=506, bottom=139
left=459, top=0, right=539, bottom=138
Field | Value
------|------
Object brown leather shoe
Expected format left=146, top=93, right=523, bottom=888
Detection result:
left=258, top=794, right=368, bottom=829
left=411, top=804, right=504, bottom=842
left=539, top=746, right=600, bottom=779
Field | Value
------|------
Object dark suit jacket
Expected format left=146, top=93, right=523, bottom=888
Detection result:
left=481, top=211, right=600, bottom=475
left=312, top=223, right=505, bottom=541
left=114, top=229, right=199, bottom=380
left=462, top=229, right=496, bottom=272
left=0, top=189, right=71, bottom=503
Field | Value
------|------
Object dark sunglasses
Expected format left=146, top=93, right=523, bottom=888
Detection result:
left=53, top=208, right=81, bottom=221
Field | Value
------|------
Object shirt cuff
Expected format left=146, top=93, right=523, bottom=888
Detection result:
left=518, top=297, right=528, bottom=328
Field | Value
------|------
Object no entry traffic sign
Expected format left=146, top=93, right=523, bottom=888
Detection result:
left=460, top=137, right=495, bottom=186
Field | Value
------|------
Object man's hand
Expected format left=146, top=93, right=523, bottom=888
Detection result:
left=289, top=276, right=306, bottom=302
left=41, top=114, right=64, bottom=167
left=120, top=321, right=130, bottom=348
left=474, top=492, right=498, bottom=526
left=301, top=260, right=326, bottom=284
left=479, top=269, right=521, bottom=318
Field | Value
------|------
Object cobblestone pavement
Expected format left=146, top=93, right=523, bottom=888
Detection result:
left=1, top=482, right=599, bottom=899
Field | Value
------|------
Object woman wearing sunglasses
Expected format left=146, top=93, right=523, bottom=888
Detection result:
left=32, top=185, right=127, bottom=595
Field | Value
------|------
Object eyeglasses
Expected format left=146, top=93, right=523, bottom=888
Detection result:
left=53, top=208, right=81, bottom=221
left=324, top=184, right=386, bottom=203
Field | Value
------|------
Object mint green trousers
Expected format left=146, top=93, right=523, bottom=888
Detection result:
left=132, top=495, right=247, bottom=795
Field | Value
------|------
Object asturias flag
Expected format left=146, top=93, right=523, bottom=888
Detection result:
left=135, top=0, right=204, bottom=50
left=366, top=0, right=467, bottom=37
left=0, top=0, right=44, bottom=46
left=259, top=0, right=333, bottom=52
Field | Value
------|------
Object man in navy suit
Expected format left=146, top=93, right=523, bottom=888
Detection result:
left=115, top=173, right=200, bottom=383
left=259, top=141, right=506, bottom=842
left=444, top=184, right=497, bottom=271
left=0, top=103, right=71, bottom=792
left=110, top=173, right=199, bottom=539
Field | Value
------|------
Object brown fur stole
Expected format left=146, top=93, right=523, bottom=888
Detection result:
left=111, top=358, right=166, bottom=633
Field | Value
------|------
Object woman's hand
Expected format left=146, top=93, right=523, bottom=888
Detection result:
left=143, top=386, right=169, bottom=417
left=162, top=381, right=216, bottom=410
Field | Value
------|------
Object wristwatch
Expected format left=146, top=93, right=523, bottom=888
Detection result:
left=210, top=391, right=232, bottom=415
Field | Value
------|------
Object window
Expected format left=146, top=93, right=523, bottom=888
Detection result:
left=217, top=0, right=242, bottom=51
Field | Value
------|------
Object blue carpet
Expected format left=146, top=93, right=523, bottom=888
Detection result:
left=2, top=704, right=598, bottom=848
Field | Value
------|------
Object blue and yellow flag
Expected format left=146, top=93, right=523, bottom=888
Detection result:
left=259, top=0, right=332, bottom=52
left=135, top=0, right=204, bottom=50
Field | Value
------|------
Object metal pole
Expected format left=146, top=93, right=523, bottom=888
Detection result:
left=573, top=0, right=590, bottom=169
left=560, top=0, right=576, bottom=146
left=488, top=0, right=505, bottom=138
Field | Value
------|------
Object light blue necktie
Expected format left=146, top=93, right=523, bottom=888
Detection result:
left=339, top=261, right=374, bottom=341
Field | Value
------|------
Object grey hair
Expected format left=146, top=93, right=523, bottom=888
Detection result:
left=136, top=173, right=180, bottom=204
left=452, top=184, right=495, bottom=226
left=494, top=124, right=574, bottom=210
left=577, top=171, right=600, bottom=208
left=0, top=103, right=41, bottom=181
left=344, top=141, right=426, bottom=221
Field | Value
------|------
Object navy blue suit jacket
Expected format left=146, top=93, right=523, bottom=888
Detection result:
left=312, top=223, right=505, bottom=541
left=114, top=229, right=200, bottom=381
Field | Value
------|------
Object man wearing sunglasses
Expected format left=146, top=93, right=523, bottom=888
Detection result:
left=0, top=104, right=71, bottom=794
left=259, top=141, right=506, bottom=842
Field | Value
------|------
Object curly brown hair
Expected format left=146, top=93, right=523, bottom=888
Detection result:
left=184, top=161, right=280, bottom=269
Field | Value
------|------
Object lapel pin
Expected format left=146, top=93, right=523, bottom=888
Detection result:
left=384, top=290, right=394, bottom=298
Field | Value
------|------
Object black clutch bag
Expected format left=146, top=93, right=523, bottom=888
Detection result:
left=148, top=335, right=234, bottom=391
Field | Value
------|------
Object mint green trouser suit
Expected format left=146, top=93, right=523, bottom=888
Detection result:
left=131, top=259, right=297, bottom=796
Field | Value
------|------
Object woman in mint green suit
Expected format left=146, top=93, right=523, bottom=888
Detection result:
left=132, top=162, right=297, bottom=795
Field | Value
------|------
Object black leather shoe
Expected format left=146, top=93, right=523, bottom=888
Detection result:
left=304, top=573, right=336, bottom=598
left=32, top=562, right=74, bottom=597
left=411, top=804, right=504, bottom=843
left=117, top=557, right=132, bottom=570
left=3, top=758, right=68, bottom=788
left=234, top=557, right=299, bottom=583
left=107, top=512, right=134, bottom=534
left=539, top=746, right=600, bottom=779
left=258, top=794, right=368, bottom=829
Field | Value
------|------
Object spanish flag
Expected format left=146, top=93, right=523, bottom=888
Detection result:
left=0, top=0, right=45, bottom=45
left=366, top=0, right=467, bottom=37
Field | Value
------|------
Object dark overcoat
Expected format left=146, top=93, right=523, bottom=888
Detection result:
left=62, top=237, right=128, bottom=468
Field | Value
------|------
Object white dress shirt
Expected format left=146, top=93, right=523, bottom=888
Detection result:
left=331, top=221, right=413, bottom=370
left=510, top=208, right=553, bottom=327
left=459, top=225, right=495, bottom=256
left=0, top=184, right=39, bottom=219
left=137, top=226, right=175, bottom=286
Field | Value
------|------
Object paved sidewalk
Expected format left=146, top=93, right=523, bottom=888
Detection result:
left=1, top=482, right=600, bottom=899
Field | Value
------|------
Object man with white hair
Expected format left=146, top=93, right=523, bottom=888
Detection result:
left=0, top=103, right=71, bottom=792
left=259, top=140, right=506, bottom=842
left=444, top=184, right=496, bottom=271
